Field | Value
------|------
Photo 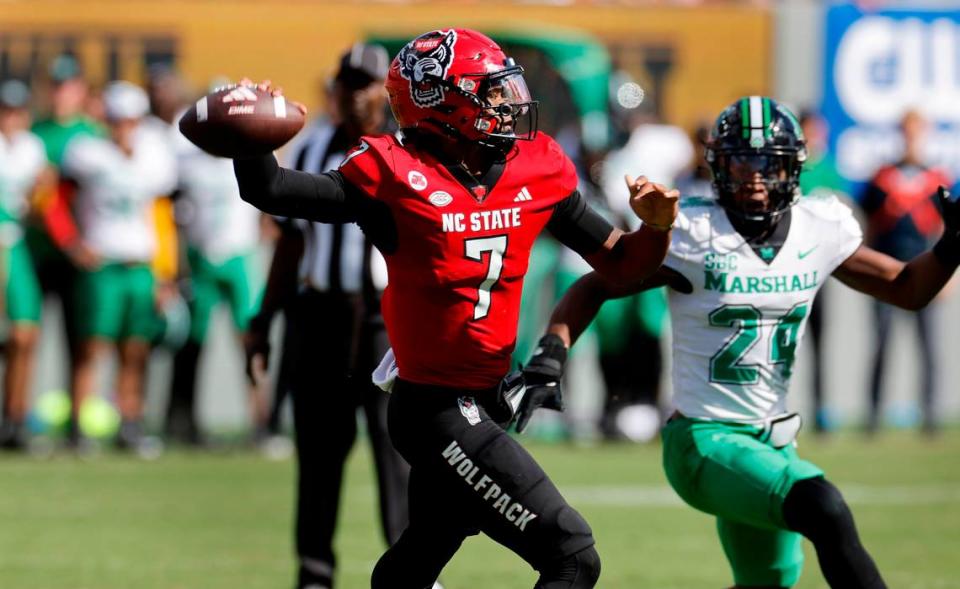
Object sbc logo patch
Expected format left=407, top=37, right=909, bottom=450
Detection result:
left=458, top=396, right=481, bottom=426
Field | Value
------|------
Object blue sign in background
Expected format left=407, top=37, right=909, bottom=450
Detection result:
left=822, top=2, right=960, bottom=198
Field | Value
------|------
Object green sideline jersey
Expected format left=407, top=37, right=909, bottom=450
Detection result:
left=31, top=115, right=103, bottom=168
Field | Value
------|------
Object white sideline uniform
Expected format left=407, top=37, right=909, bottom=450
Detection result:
left=0, top=130, right=46, bottom=228
left=62, top=126, right=177, bottom=262
left=664, top=196, right=863, bottom=423
left=174, top=132, right=260, bottom=262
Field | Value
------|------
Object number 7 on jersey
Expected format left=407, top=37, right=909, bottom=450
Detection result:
left=464, top=235, right=508, bottom=320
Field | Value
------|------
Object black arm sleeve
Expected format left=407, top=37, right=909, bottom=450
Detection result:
left=233, top=154, right=360, bottom=222
left=233, top=154, right=398, bottom=253
left=546, top=190, right=616, bottom=256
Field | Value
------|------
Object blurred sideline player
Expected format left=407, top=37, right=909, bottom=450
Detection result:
left=168, top=100, right=267, bottom=445
left=28, top=56, right=104, bottom=384
left=62, top=81, right=178, bottom=450
left=861, top=109, right=951, bottom=435
left=231, top=29, right=678, bottom=588
left=149, top=69, right=267, bottom=445
left=0, top=80, right=55, bottom=449
left=245, top=44, right=412, bottom=589
left=797, top=109, right=849, bottom=434
left=543, top=97, right=960, bottom=588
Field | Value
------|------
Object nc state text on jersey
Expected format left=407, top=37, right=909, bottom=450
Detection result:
left=441, top=207, right=522, bottom=233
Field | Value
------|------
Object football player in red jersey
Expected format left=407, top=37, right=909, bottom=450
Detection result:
left=233, top=29, right=678, bottom=589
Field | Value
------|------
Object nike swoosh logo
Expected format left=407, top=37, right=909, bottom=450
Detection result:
left=798, top=245, right=819, bottom=260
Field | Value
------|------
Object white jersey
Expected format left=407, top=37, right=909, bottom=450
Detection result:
left=602, top=124, right=693, bottom=229
left=174, top=132, right=259, bottom=261
left=63, top=126, right=177, bottom=262
left=0, top=130, right=46, bottom=226
left=665, top=195, right=863, bottom=423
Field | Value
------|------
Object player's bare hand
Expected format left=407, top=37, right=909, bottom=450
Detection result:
left=243, top=322, right=271, bottom=386
left=153, top=281, right=177, bottom=311
left=237, top=78, right=307, bottom=115
left=625, top=175, right=679, bottom=231
left=66, top=240, right=100, bottom=270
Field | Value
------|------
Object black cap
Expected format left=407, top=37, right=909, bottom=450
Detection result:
left=335, top=43, right=389, bottom=89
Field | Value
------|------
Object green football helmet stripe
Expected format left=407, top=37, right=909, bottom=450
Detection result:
left=762, top=97, right=773, bottom=139
left=740, top=97, right=751, bottom=139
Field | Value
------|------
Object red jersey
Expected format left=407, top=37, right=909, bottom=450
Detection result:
left=339, top=132, right=578, bottom=389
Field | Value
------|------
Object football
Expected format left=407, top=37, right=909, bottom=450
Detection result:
left=178, top=84, right=305, bottom=158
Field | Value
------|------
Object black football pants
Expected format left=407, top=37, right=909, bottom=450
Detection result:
left=288, top=290, right=410, bottom=587
left=371, top=379, right=599, bottom=589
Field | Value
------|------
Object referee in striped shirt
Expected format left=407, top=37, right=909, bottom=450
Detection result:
left=245, top=44, right=410, bottom=589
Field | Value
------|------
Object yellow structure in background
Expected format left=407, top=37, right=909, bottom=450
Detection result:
left=1, top=0, right=770, bottom=130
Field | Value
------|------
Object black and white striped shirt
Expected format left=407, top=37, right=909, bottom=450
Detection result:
left=283, top=121, right=387, bottom=295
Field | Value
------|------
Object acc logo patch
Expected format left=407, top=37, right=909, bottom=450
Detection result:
left=428, top=190, right=453, bottom=207
left=458, top=396, right=481, bottom=426
left=408, top=170, right=428, bottom=191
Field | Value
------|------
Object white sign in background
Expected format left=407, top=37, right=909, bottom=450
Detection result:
left=833, top=15, right=960, bottom=183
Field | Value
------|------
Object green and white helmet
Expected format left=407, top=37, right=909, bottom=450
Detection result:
left=705, top=96, right=807, bottom=225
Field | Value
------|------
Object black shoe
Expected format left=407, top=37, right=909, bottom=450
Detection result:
left=115, top=420, right=144, bottom=451
left=297, top=562, right=332, bottom=589
left=0, top=421, right=26, bottom=451
left=64, top=430, right=100, bottom=457
left=921, top=418, right=940, bottom=438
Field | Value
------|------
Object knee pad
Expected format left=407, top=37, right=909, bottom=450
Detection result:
left=536, top=546, right=601, bottom=589
left=783, top=476, right=854, bottom=540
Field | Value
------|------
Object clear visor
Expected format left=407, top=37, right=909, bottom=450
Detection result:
left=483, top=72, right=533, bottom=108
left=473, top=70, right=537, bottom=140
left=724, top=153, right=790, bottom=183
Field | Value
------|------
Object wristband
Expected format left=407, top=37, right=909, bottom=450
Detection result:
left=643, top=221, right=674, bottom=233
left=528, top=333, right=567, bottom=373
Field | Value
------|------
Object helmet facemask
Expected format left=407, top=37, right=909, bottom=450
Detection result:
left=708, top=149, right=804, bottom=225
left=465, top=65, right=538, bottom=143
left=424, top=62, right=538, bottom=153
left=704, top=97, right=809, bottom=230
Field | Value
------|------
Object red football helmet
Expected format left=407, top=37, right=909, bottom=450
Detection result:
left=385, top=29, right=539, bottom=149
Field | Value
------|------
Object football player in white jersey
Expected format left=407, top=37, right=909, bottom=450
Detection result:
left=167, top=127, right=265, bottom=443
left=62, top=81, right=177, bottom=450
left=532, top=97, right=960, bottom=588
left=0, top=80, right=54, bottom=449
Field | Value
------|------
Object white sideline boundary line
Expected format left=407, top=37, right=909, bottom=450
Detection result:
left=561, top=483, right=960, bottom=507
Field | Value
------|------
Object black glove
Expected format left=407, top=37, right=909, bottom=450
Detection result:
left=488, top=370, right=526, bottom=426
left=514, top=334, right=568, bottom=433
left=933, top=186, right=960, bottom=267
left=243, top=312, right=272, bottom=385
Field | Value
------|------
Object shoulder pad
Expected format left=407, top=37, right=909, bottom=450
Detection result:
left=797, top=193, right=855, bottom=222
left=533, top=133, right=578, bottom=197
left=337, top=134, right=398, bottom=198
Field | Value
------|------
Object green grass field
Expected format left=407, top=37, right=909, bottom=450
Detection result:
left=2, top=431, right=959, bottom=589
